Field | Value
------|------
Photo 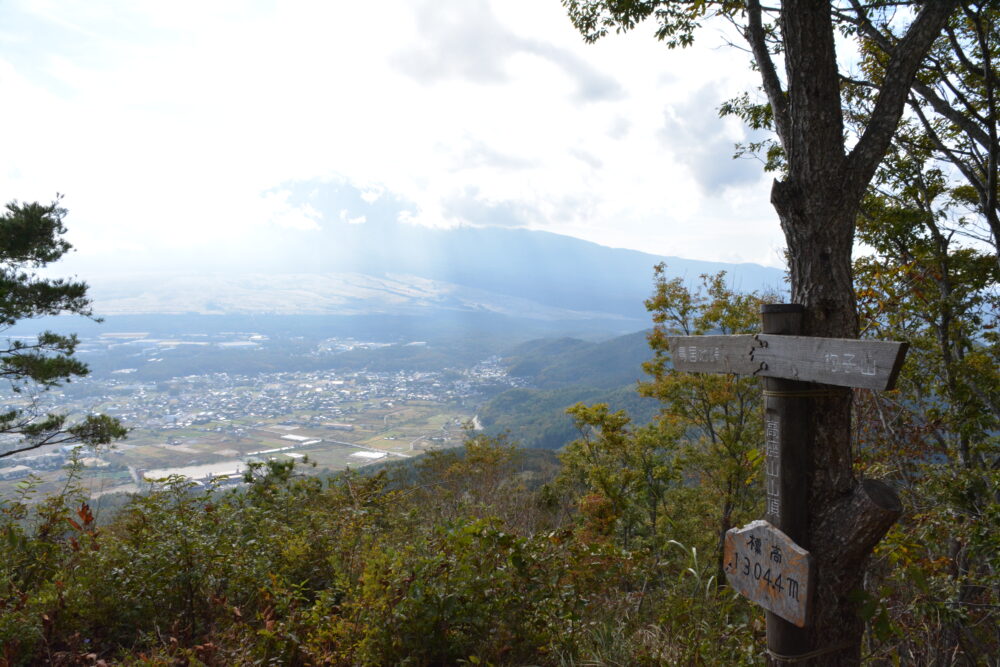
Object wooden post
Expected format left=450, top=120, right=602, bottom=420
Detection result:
left=669, top=309, right=908, bottom=661
left=761, top=304, right=810, bottom=658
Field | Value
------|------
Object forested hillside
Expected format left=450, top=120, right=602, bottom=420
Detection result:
left=479, top=384, right=659, bottom=449
left=504, top=330, right=654, bottom=389
left=479, top=330, right=659, bottom=449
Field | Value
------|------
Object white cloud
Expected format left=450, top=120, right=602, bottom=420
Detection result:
left=262, top=192, right=322, bottom=231
left=339, top=210, right=366, bottom=226
left=0, top=0, right=784, bottom=268
left=359, top=187, right=383, bottom=204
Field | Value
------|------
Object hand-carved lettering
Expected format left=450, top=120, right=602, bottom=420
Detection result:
left=842, top=353, right=857, bottom=373
left=825, top=353, right=839, bottom=372
left=725, top=552, right=737, bottom=573
left=766, top=442, right=779, bottom=459
left=862, top=351, right=876, bottom=376
left=724, top=522, right=812, bottom=626
left=787, top=577, right=799, bottom=601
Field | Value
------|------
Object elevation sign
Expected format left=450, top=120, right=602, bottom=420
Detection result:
left=723, top=520, right=814, bottom=627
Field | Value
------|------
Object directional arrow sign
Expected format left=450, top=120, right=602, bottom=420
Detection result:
left=668, top=334, right=908, bottom=391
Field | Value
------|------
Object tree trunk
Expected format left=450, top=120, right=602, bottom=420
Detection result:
left=769, top=162, right=906, bottom=667
left=754, top=1, right=960, bottom=662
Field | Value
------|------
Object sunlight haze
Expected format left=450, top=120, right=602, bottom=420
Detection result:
left=0, top=0, right=785, bottom=271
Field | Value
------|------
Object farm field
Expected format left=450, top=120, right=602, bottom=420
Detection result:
left=0, top=399, right=475, bottom=500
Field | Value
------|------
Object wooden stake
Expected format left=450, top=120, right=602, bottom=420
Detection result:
left=761, top=304, right=811, bottom=656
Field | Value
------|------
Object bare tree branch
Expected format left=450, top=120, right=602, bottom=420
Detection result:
left=847, top=1, right=961, bottom=201
left=744, top=0, right=789, bottom=148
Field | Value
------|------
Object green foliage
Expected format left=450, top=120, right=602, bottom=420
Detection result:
left=319, top=519, right=558, bottom=664
left=851, top=107, right=1000, bottom=662
left=559, top=403, right=680, bottom=553
left=0, top=429, right=767, bottom=665
left=640, top=266, right=775, bottom=577
left=479, top=383, right=659, bottom=450
left=849, top=1, right=1000, bottom=259
left=404, top=430, right=539, bottom=530
left=1, top=197, right=126, bottom=458
left=718, top=92, right=785, bottom=173
left=561, top=0, right=742, bottom=49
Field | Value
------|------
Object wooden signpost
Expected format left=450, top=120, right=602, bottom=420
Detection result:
left=669, top=333, right=907, bottom=391
left=669, top=304, right=908, bottom=657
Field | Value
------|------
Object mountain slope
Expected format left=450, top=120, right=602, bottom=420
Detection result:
left=78, top=226, right=784, bottom=323
left=505, top=330, right=653, bottom=389
left=478, top=330, right=660, bottom=450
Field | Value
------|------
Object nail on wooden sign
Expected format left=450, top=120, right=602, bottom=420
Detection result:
left=724, top=520, right=813, bottom=627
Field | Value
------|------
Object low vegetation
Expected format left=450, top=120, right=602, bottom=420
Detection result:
left=1, top=435, right=763, bottom=666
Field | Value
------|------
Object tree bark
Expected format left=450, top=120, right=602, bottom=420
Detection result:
left=759, top=4, right=958, bottom=665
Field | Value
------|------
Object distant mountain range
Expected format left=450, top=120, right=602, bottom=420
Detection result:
left=81, top=226, right=785, bottom=330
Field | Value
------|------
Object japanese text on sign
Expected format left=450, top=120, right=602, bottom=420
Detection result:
left=765, top=415, right=780, bottom=519
left=676, top=345, right=721, bottom=364
left=723, top=520, right=813, bottom=627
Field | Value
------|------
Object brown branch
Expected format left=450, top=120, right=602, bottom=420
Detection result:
left=0, top=431, right=79, bottom=458
left=969, top=2, right=1000, bottom=253
left=945, top=22, right=985, bottom=78
left=932, top=58, right=990, bottom=126
left=745, top=0, right=789, bottom=149
left=847, top=1, right=961, bottom=201
left=815, top=479, right=902, bottom=567
left=910, top=97, right=987, bottom=190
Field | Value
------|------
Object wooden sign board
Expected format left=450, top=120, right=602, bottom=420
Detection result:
left=668, top=334, right=908, bottom=391
left=723, top=520, right=814, bottom=627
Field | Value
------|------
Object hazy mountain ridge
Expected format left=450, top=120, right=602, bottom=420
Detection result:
left=78, top=226, right=785, bottom=324
left=86, top=272, right=629, bottom=321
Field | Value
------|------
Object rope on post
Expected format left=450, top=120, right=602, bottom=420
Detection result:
left=762, top=389, right=843, bottom=398
left=766, top=640, right=854, bottom=663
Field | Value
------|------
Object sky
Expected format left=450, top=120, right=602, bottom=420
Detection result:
left=0, top=0, right=786, bottom=273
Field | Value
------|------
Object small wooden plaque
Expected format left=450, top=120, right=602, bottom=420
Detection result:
left=723, top=520, right=813, bottom=627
